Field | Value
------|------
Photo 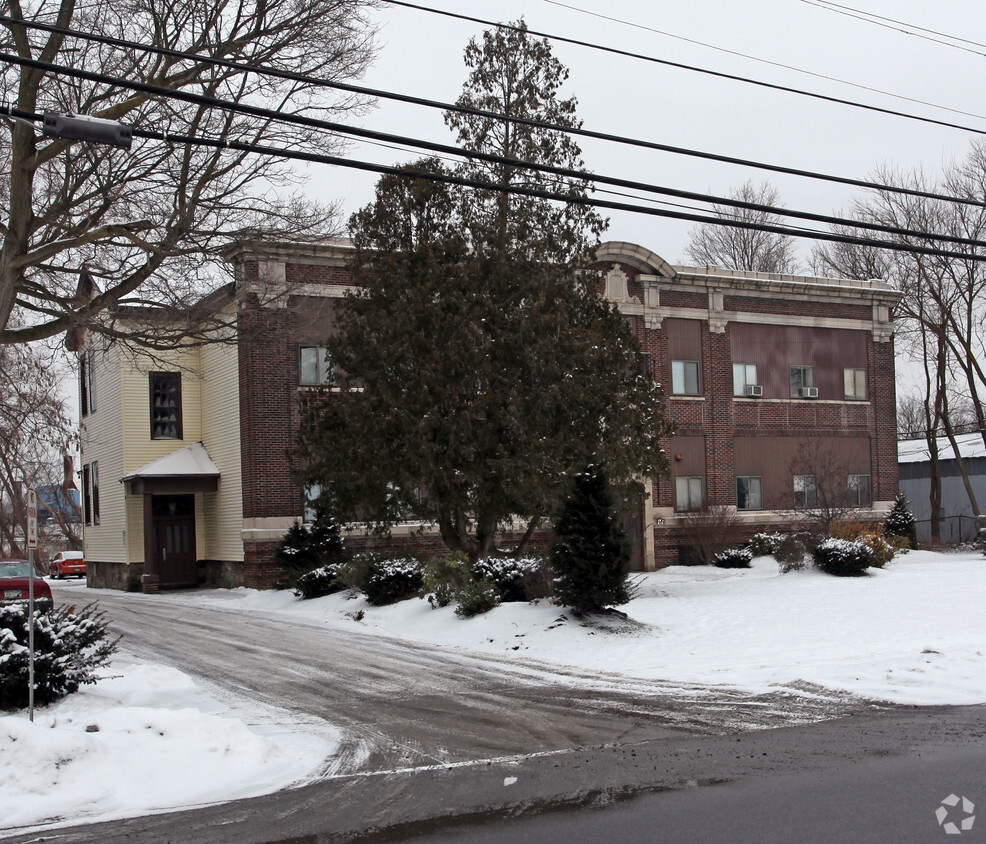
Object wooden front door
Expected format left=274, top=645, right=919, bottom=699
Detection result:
left=152, top=495, right=198, bottom=588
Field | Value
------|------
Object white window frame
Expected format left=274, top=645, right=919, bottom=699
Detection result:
left=848, top=474, right=872, bottom=507
left=675, top=476, right=704, bottom=512
left=793, top=474, right=818, bottom=508
left=300, top=345, right=334, bottom=386
left=736, top=476, right=762, bottom=510
left=844, top=367, right=867, bottom=400
left=790, top=365, right=815, bottom=397
left=672, top=360, right=700, bottom=396
left=733, top=363, right=759, bottom=396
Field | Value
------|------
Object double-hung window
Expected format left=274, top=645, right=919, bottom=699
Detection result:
left=793, top=475, right=818, bottom=508
left=733, top=363, right=759, bottom=397
left=300, top=345, right=334, bottom=386
left=844, top=368, right=867, bottom=400
left=675, top=476, right=704, bottom=511
left=790, top=365, right=816, bottom=398
left=671, top=360, right=700, bottom=395
left=737, top=476, right=762, bottom=510
left=149, top=372, right=182, bottom=440
left=848, top=474, right=872, bottom=507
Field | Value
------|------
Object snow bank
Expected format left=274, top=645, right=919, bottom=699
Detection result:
left=0, top=659, right=339, bottom=832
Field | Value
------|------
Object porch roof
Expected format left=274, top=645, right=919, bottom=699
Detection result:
left=121, top=442, right=220, bottom=485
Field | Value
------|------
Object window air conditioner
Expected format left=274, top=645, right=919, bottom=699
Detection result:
left=745, top=385, right=763, bottom=397
left=800, top=387, right=819, bottom=398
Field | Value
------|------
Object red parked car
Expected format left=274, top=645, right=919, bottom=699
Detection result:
left=0, top=559, right=54, bottom=614
left=49, top=551, right=86, bottom=579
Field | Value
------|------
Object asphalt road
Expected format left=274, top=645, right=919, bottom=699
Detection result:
left=3, top=583, right=982, bottom=843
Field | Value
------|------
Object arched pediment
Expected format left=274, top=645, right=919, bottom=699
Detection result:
left=595, top=241, right=677, bottom=279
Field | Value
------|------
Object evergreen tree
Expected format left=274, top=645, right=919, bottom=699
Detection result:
left=551, top=465, right=632, bottom=614
left=884, top=493, right=918, bottom=549
left=297, top=24, right=669, bottom=560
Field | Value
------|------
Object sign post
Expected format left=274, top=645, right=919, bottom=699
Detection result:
left=26, top=488, right=37, bottom=722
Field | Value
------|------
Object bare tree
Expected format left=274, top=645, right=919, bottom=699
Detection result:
left=812, top=147, right=986, bottom=530
left=0, top=337, right=79, bottom=557
left=684, top=180, right=801, bottom=273
left=0, top=0, right=377, bottom=348
left=785, top=440, right=874, bottom=536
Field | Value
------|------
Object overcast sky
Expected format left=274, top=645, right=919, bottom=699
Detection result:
left=308, top=0, right=986, bottom=269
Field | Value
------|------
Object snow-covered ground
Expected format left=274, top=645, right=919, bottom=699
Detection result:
left=182, top=549, right=986, bottom=707
left=2, top=549, right=984, bottom=833
left=0, top=657, right=340, bottom=833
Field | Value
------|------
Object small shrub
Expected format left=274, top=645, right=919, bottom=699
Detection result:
left=775, top=532, right=812, bottom=573
left=454, top=579, right=500, bottom=618
left=334, top=552, right=378, bottom=595
left=884, top=494, right=918, bottom=550
left=712, top=547, right=753, bottom=569
left=363, top=557, right=423, bottom=605
left=677, top=505, right=746, bottom=566
left=812, top=537, right=876, bottom=577
left=472, top=556, right=544, bottom=602
left=422, top=552, right=471, bottom=608
left=1, top=603, right=119, bottom=711
left=830, top=519, right=895, bottom=568
left=294, top=564, right=343, bottom=600
left=274, top=511, right=345, bottom=589
left=747, top=532, right=785, bottom=558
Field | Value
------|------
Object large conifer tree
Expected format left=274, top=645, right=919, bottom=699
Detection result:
left=296, top=22, right=669, bottom=559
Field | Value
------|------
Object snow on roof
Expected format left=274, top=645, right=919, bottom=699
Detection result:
left=121, top=442, right=220, bottom=480
left=898, top=431, right=986, bottom=464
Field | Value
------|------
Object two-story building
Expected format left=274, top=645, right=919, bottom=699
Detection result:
left=78, top=239, right=900, bottom=591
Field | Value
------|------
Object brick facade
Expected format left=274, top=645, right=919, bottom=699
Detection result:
left=223, top=239, right=901, bottom=584
left=595, top=243, right=901, bottom=567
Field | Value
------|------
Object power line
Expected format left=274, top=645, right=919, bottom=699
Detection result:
left=5, top=49, right=986, bottom=252
left=802, top=0, right=986, bottom=58
left=4, top=13, right=984, bottom=212
left=10, top=104, right=986, bottom=264
left=379, top=0, right=986, bottom=137
left=544, top=0, right=986, bottom=123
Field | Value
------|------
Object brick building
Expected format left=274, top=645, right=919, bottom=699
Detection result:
left=79, top=239, right=900, bottom=590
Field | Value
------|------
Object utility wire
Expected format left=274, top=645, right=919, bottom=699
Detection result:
left=379, top=0, right=986, bottom=137
left=803, top=0, right=986, bottom=58
left=9, top=104, right=986, bottom=265
left=544, top=0, right=986, bottom=123
left=4, top=49, right=986, bottom=252
left=3, top=13, right=984, bottom=211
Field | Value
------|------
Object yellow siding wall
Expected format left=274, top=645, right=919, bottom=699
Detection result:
left=80, top=342, right=127, bottom=563
left=200, top=339, right=243, bottom=561
left=120, top=348, right=203, bottom=475
left=83, top=336, right=243, bottom=567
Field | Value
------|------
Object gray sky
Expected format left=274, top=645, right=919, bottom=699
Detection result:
left=308, top=0, right=986, bottom=268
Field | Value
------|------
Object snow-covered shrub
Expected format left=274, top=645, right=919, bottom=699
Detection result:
left=812, top=538, right=877, bottom=577
left=471, top=556, right=545, bottom=602
left=712, top=547, right=753, bottom=569
left=884, top=494, right=918, bottom=550
left=0, top=603, right=119, bottom=710
left=294, top=564, right=343, bottom=600
left=454, top=579, right=500, bottom=618
left=422, top=552, right=471, bottom=608
left=363, top=557, right=423, bottom=605
left=830, top=519, right=895, bottom=568
left=334, top=552, right=378, bottom=595
left=746, top=532, right=785, bottom=558
left=274, top=511, right=345, bottom=589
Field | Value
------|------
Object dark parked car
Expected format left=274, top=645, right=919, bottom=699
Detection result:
left=0, top=559, right=54, bottom=614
